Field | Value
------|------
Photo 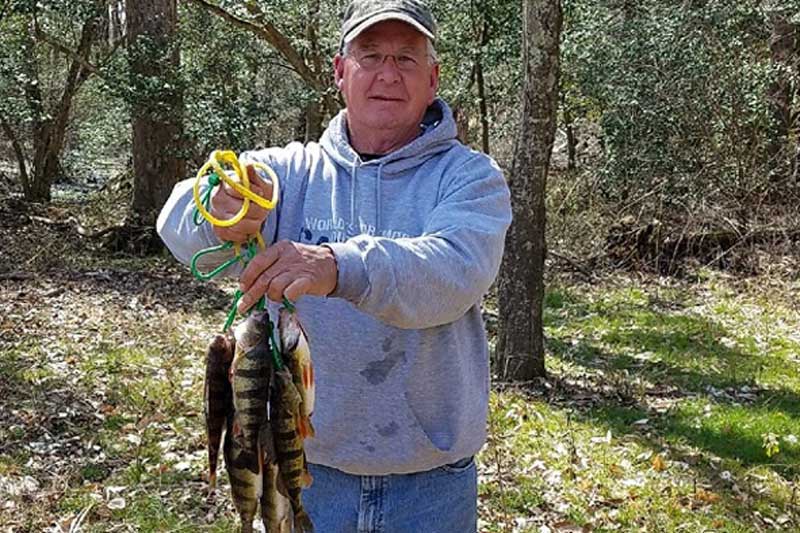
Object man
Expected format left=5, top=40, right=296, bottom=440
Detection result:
left=157, top=1, right=511, bottom=530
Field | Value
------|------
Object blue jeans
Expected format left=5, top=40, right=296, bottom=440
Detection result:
left=303, top=457, right=477, bottom=533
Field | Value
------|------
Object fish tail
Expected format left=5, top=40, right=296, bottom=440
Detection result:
left=207, top=418, right=226, bottom=463
left=294, top=510, right=314, bottom=533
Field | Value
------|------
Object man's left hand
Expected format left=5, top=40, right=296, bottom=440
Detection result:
left=238, top=240, right=338, bottom=311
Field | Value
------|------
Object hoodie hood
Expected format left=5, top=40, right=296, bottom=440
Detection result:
left=320, top=97, right=459, bottom=176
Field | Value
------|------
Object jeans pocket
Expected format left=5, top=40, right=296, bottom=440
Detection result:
left=440, top=456, right=475, bottom=474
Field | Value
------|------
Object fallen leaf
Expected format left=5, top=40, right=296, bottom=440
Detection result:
left=651, top=454, right=666, bottom=472
left=695, top=488, right=720, bottom=504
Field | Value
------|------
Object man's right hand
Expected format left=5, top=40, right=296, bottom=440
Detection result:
left=210, top=165, right=274, bottom=243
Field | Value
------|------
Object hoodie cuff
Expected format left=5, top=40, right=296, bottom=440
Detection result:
left=324, top=241, right=369, bottom=303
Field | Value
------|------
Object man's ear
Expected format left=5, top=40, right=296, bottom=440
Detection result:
left=333, top=54, right=345, bottom=90
left=428, top=63, right=440, bottom=104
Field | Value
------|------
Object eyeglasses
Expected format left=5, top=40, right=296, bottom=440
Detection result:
left=349, top=51, right=431, bottom=72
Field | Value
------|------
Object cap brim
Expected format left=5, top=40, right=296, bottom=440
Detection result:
left=343, top=12, right=435, bottom=44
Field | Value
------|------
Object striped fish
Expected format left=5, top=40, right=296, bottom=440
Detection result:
left=223, top=412, right=261, bottom=533
left=271, top=367, right=314, bottom=532
left=278, top=307, right=315, bottom=439
left=203, top=334, right=234, bottom=493
left=260, top=457, right=293, bottom=532
left=232, top=312, right=272, bottom=450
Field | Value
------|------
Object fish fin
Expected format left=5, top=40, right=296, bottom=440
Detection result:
left=297, top=416, right=315, bottom=439
left=296, top=415, right=308, bottom=439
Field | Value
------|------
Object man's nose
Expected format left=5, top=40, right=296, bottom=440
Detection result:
left=376, top=55, right=402, bottom=82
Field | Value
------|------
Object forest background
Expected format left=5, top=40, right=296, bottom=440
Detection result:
left=1, top=0, right=800, bottom=531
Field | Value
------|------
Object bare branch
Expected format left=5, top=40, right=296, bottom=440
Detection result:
left=34, top=22, right=99, bottom=76
left=184, top=0, right=324, bottom=92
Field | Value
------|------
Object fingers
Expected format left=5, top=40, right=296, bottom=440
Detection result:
left=247, top=165, right=274, bottom=198
left=236, top=242, right=338, bottom=312
left=284, top=277, right=312, bottom=302
left=265, top=272, right=297, bottom=302
left=219, top=182, right=269, bottom=220
left=239, top=269, right=288, bottom=312
left=209, top=169, right=271, bottom=242
left=224, top=166, right=273, bottom=201
left=239, top=274, right=310, bottom=312
left=240, top=244, right=282, bottom=292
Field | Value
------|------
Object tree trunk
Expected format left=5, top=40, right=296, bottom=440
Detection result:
left=0, top=116, right=30, bottom=195
left=564, top=102, right=577, bottom=170
left=24, top=11, right=100, bottom=202
left=108, top=1, right=126, bottom=45
left=766, top=9, right=794, bottom=185
left=496, top=0, right=562, bottom=381
left=453, top=106, right=470, bottom=144
left=304, top=99, right=323, bottom=143
left=793, top=22, right=800, bottom=186
left=475, top=7, right=491, bottom=154
left=127, top=0, right=184, bottom=226
left=476, top=58, right=490, bottom=155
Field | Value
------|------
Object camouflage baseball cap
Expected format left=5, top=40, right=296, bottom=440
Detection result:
left=340, top=0, right=437, bottom=48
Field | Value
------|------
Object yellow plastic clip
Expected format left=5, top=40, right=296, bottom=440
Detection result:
left=192, top=150, right=280, bottom=228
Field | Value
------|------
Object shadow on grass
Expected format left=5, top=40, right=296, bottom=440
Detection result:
left=60, top=265, right=233, bottom=313
left=6, top=263, right=234, bottom=315
left=538, top=286, right=800, bottom=479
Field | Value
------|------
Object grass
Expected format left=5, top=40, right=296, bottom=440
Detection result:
left=1, top=200, right=799, bottom=531
left=479, top=273, right=800, bottom=532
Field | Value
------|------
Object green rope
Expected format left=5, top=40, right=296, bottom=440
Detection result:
left=189, top=171, right=280, bottom=334
left=267, top=318, right=284, bottom=370
left=193, top=172, right=221, bottom=226
left=191, top=236, right=267, bottom=332
left=223, top=290, right=244, bottom=333
left=190, top=241, right=238, bottom=281
left=281, top=296, right=296, bottom=313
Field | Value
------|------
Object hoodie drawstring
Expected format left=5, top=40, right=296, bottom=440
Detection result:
left=350, top=160, right=358, bottom=236
left=376, top=162, right=384, bottom=232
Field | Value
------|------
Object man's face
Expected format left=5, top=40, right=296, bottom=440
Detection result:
left=334, top=20, right=440, bottom=138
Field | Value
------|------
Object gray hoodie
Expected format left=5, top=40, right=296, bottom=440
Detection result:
left=157, top=98, right=511, bottom=475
